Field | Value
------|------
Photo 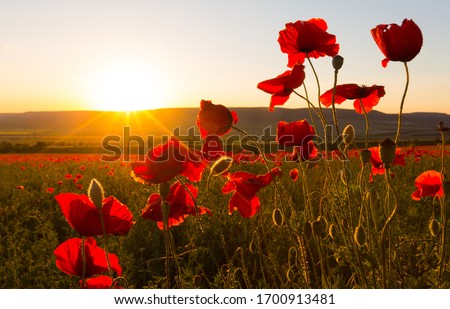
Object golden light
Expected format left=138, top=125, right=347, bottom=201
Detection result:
left=87, top=65, right=167, bottom=112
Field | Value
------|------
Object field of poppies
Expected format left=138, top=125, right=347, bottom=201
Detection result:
left=2, top=17, right=450, bottom=289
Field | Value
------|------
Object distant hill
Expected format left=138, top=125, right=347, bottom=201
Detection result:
left=0, top=107, right=448, bottom=144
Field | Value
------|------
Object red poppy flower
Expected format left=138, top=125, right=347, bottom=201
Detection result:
left=277, top=120, right=315, bottom=147
left=369, top=146, right=405, bottom=176
left=320, top=84, right=386, bottom=114
left=55, top=193, right=134, bottom=237
left=201, top=135, right=225, bottom=162
left=131, top=138, right=206, bottom=185
left=54, top=237, right=122, bottom=277
left=371, top=18, right=423, bottom=67
left=222, top=168, right=282, bottom=218
left=196, top=100, right=238, bottom=139
left=289, top=141, right=319, bottom=162
left=412, top=170, right=443, bottom=201
left=257, top=64, right=306, bottom=112
left=46, top=187, right=55, bottom=194
left=278, top=18, right=339, bottom=67
left=141, top=182, right=211, bottom=230
left=289, top=168, right=299, bottom=181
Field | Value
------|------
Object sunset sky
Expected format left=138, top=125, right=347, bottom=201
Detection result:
left=1, top=0, right=449, bottom=114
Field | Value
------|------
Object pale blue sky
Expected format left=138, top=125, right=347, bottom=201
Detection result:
left=1, top=0, right=449, bottom=114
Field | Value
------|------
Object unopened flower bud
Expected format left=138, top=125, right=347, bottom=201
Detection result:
left=360, top=149, right=371, bottom=165
left=332, top=55, right=344, bottom=71
left=379, top=138, right=396, bottom=169
left=88, top=178, right=104, bottom=210
left=272, top=208, right=284, bottom=227
left=210, top=156, right=233, bottom=176
left=429, top=218, right=440, bottom=237
left=437, top=121, right=449, bottom=132
left=354, top=225, right=366, bottom=247
left=342, top=124, right=355, bottom=146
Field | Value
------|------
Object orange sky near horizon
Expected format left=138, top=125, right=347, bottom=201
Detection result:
left=1, top=0, right=450, bottom=115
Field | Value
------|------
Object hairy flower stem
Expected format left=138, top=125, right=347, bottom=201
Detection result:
left=358, top=98, right=370, bottom=150
left=161, top=201, right=172, bottom=288
left=331, top=69, right=340, bottom=140
left=302, top=83, right=318, bottom=135
left=439, top=130, right=447, bottom=282
left=98, top=209, right=113, bottom=278
left=394, top=62, right=410, bottom=144
left=81, top=237, right=86, bottom=288
left=380, top=168, right=398, bottom=288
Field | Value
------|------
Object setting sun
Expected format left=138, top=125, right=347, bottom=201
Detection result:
left=86, top=65, right=167, bottom=112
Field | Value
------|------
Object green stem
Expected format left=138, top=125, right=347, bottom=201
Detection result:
left=98, top=206, right=113, bottom=278
left=358, top=98, right=370, bottom=150
left=331, top=70, right=340, bottom=140
left=380, top=168, right=398, bottom=288
left=81, top=237, right=86, bottom=289
left=394, top=62, right=410, bottom=144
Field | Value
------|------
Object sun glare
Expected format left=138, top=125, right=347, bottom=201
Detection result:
left=87, top=65, right=167, bottom=112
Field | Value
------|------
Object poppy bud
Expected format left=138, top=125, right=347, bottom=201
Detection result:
left=360, top=149, right=371, bottom=165
left=342, top=124, right=355, bottom=146
left=332, top=55, right=344, bottom=71
left=312, top=220, right=325, bottom=236
left=272, top=208, right=284, bottom=227
left=428, top=217, right=440, bottom=237
left=159, top=182, right=171, bottom=200
left=379, top=138, right=396, bottom=169
left=210, top=156, right=233, bottom=176
left=303, top=221, right=313, bottom=241
left=438, top=121, right=450, bottom=132
left=88, top=178, right=104, bottom=210
left=328, top=223, right=336, bottom=239
left=354, top=225, right=366, bottom=247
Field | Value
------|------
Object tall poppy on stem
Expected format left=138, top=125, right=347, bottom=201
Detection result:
left=278, top=18, right=339, bottom=67
left=257, top=64, right=306, bottom=112
left=222, top=167, right=282, bottom=218
left=371, top=18, right=422, bottom=143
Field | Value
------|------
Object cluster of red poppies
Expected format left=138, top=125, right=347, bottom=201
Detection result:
left=54, top=179, right=134, bottom=288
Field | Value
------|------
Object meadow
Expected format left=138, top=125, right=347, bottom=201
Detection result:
left=2, top=16, right=446, bottom=290
left=0, top=142, right=448, bottom=289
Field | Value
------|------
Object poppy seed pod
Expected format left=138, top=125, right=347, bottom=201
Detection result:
left=379, top=138, right=397, bottom=169
left=342, top=124, right=355, bottom=146
left=332, top=55, right=344, bottom=71
left=88, top=178, right=104, bottom=210
left=360, top=149, right=371, bottom=165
